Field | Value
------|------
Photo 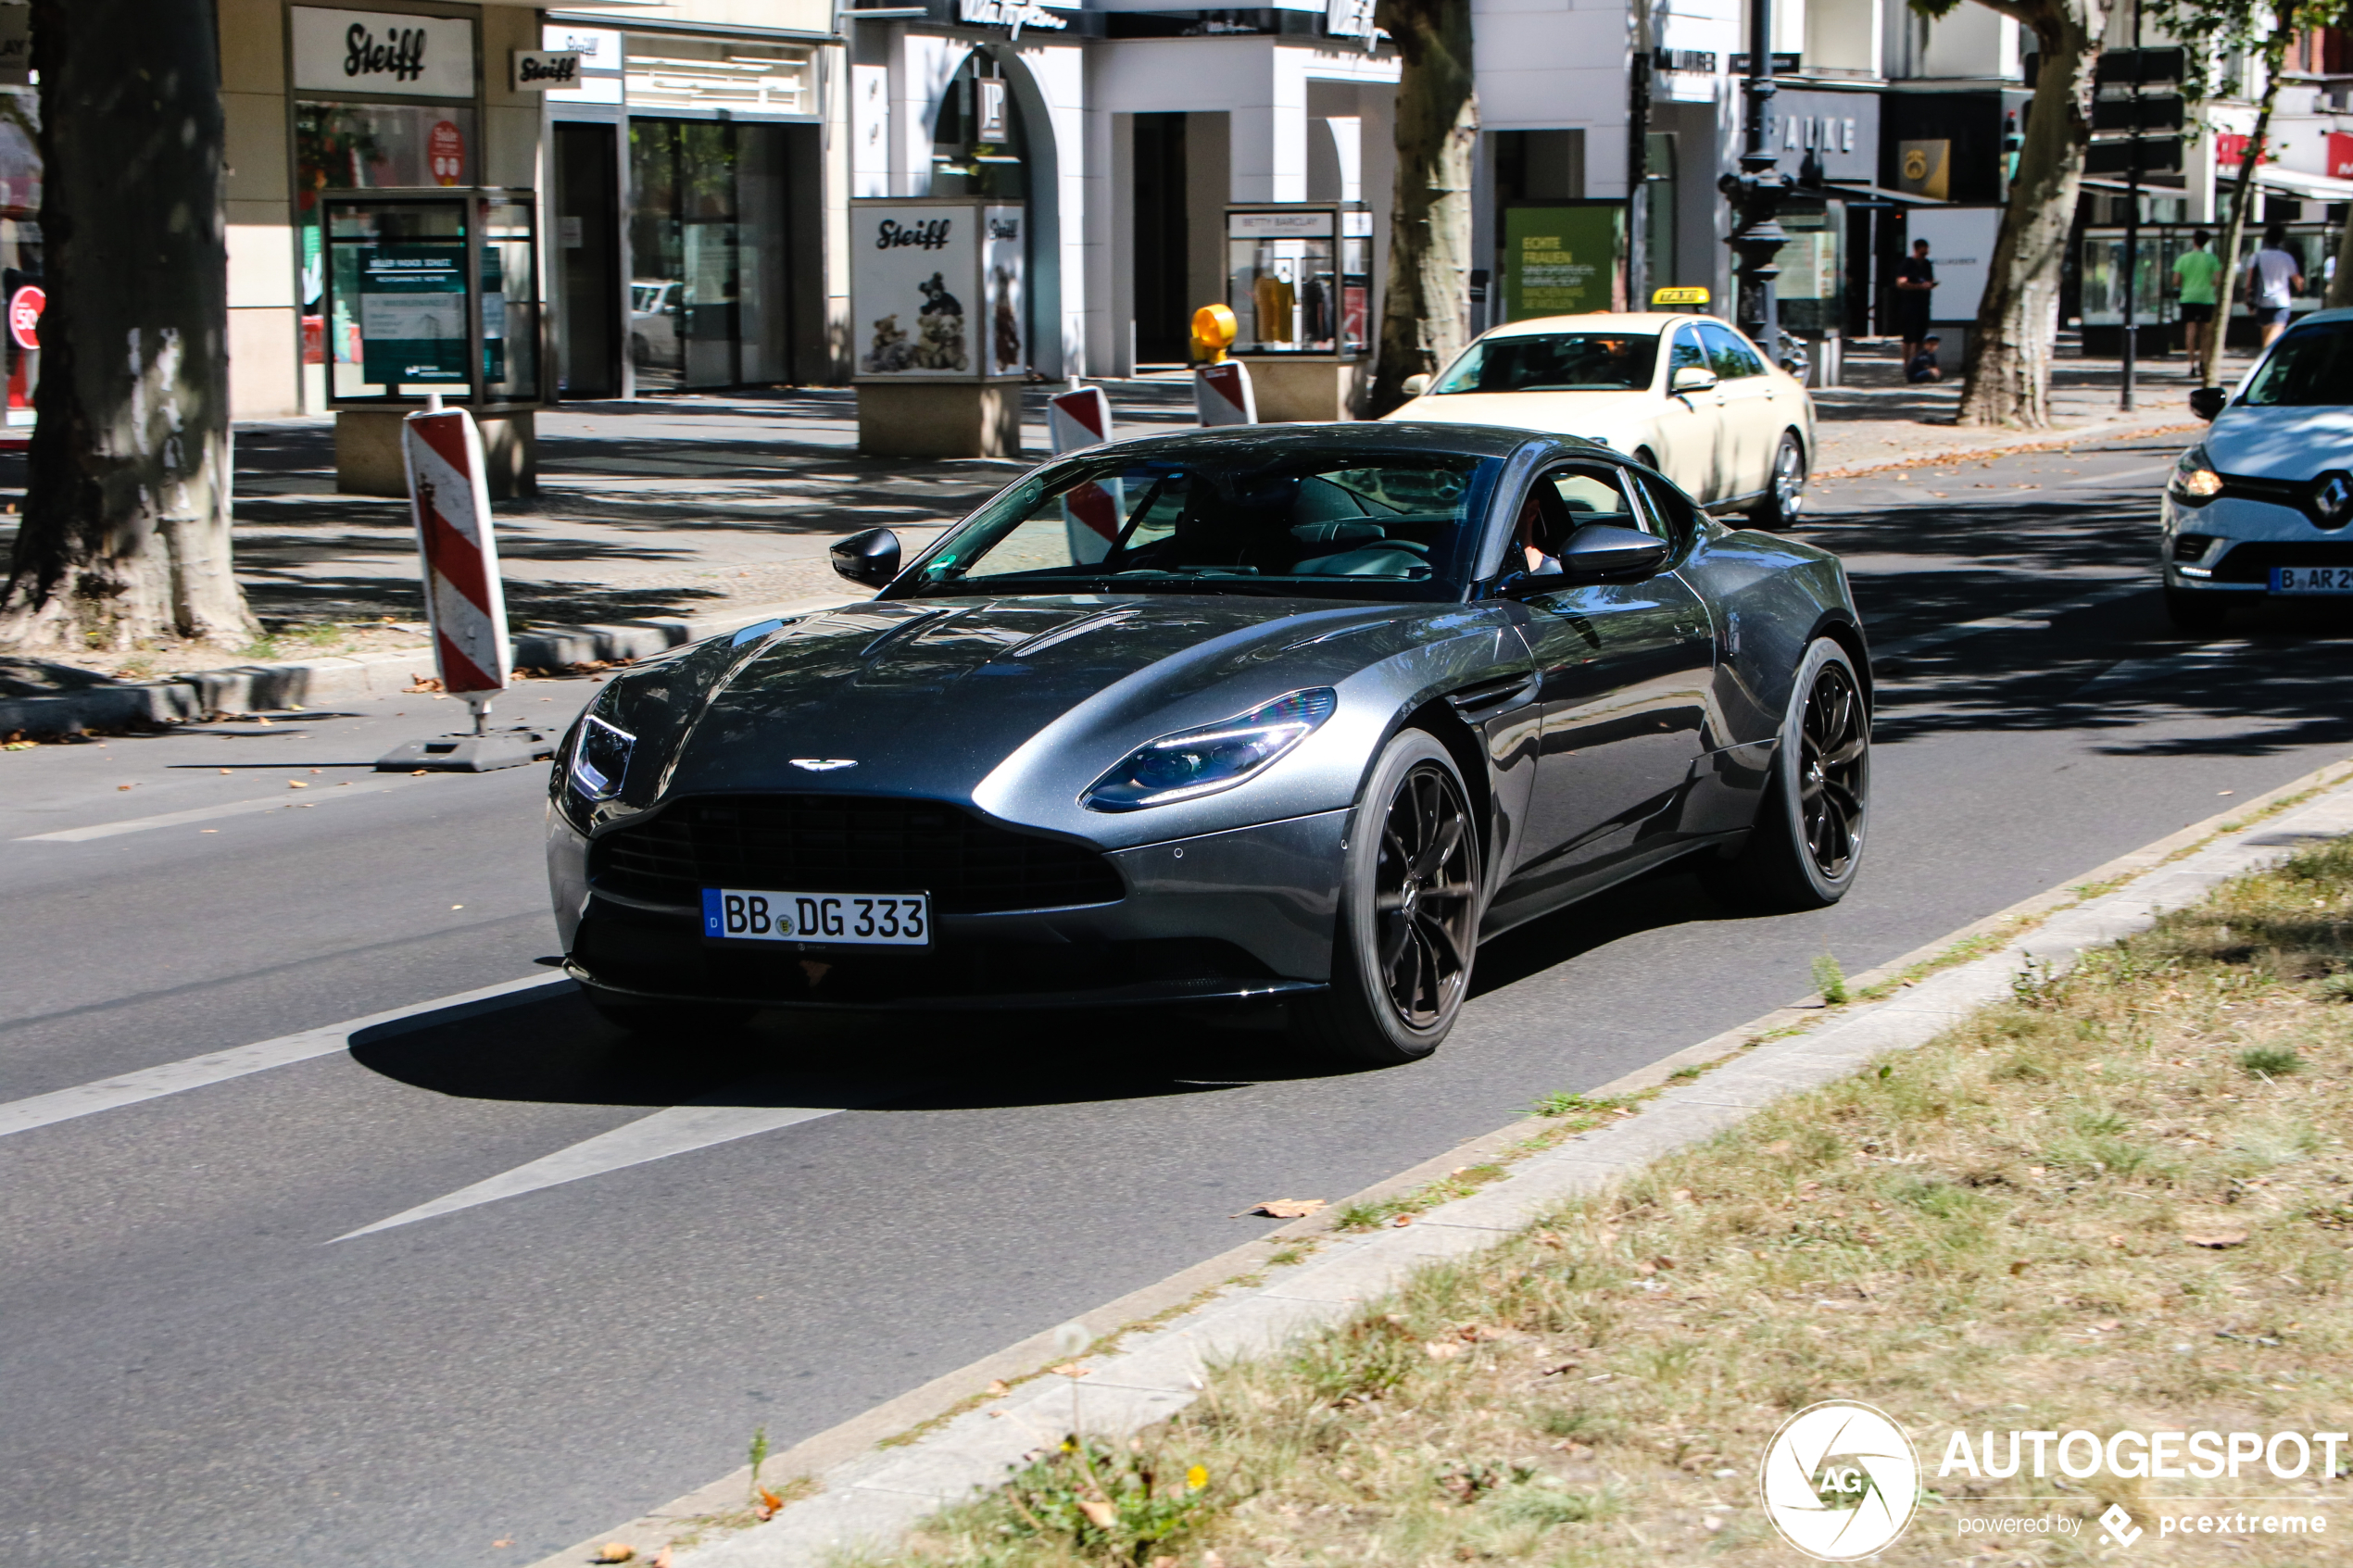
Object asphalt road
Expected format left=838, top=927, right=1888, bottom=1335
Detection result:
left=7, top=433, right=2352, bottom=1567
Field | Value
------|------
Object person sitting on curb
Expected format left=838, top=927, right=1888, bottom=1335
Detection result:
left=1906, top=335, right=1944, bottom=383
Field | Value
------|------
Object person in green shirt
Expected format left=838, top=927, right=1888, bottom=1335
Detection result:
left=2173, top=231, right=2222, bottom=371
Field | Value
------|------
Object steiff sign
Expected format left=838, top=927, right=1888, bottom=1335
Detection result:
left=511, top=50, right=584, bottom=92
left=291, top=7, right=475, bottom=100
left=852, top=200, right=1026, bottom=381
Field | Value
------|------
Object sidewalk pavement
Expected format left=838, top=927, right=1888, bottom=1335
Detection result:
left=0, top=347, right=2231, bottom=735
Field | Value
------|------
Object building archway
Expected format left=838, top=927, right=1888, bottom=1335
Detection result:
left=926, top=44, right=1062, bottom=375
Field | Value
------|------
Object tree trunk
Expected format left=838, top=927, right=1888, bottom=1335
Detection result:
left=0, top=0, right=253, bottom=656
left=1954, top=0, right=2106, bottom=428
left=1369, top=0, right=1478, bottom=414
left=2203, top=10, right=2296, bottom=383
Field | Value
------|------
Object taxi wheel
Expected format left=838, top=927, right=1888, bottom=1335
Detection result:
left=1753, top=433, right=1806, bottom=530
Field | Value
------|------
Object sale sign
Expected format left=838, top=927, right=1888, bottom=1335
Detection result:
left=429, top=120, right=465, bottom=185
left=7, top=283, right=42, bottom=350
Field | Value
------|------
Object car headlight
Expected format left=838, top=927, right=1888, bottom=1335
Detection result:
left=1082, top=688, right=1337, bottom=812
left=2170, top=445, right=2223, bottom=503
left=568, top=713, right=636, bottom=802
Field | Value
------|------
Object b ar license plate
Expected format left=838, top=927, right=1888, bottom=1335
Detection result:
left=2270, top=565, right=2353, bottom=594
left=702, top=888, right=930, bottom=947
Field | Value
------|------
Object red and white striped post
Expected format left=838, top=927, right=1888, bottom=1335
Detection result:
left=1195, top=360, right=1256, bottom=426
left=402, top=397, right=511, bottom=734
left=1048, top=382, right=1122, bottom=564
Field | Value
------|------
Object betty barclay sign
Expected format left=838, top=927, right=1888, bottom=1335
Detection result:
left=290, top=7, right=476, bottom=100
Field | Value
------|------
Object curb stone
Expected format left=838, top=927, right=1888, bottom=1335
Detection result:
left=0, top=594, right=863, bottom=739
left=648, top=760, right=2353, bottom=1568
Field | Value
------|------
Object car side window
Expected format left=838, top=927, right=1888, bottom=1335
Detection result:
left=1699, top=321, right=1768, bottom=379
left=1667, top=327, right=1710, bottom=381
left=1633, top=471, right=1705, bottom=549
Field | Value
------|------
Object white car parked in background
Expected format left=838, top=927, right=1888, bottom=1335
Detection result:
left=2166, top=307, right=2353, bottom=631
left=1382, top=312, right=1818, bottom=528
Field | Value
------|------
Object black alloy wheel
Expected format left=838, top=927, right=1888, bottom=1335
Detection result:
left=1702, top=637, right=1869, bottom=910
left=1795, top=656, right=1866, bottom=880
left=1755, top=432, right=1806, bottom=529
left=1296, top=730, right=1483, bottom=1064
left=1372, top=761, right=1480, bottom=1030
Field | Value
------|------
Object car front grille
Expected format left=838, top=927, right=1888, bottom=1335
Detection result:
left=2210, top=540, right=2353, bottom=583
left=588, top=794, right=1125, bottom=914
left=2217, top=472, right=2353, bottom=530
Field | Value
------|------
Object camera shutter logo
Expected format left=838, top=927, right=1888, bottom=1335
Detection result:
left=1758, top=1400, right=1920, bottom=1561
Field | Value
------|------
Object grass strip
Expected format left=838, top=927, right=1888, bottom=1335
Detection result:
left=870, top=834, right=2353, bottom=1567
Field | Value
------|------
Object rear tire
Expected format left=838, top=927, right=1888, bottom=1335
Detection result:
left=1703, top=637, right=1869, bottom=911
left=1292, top=730, right=1483, bottom=1066
left=583, top=986, right=757, bottom=1037
left=1751, top=432, right=1806, bottom=530
left=2165, top=586, right=2230, bottom=634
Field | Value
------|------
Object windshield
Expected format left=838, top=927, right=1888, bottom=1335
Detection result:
left=1428, top=332, right=1661, bottom=395
left=2243, top=321, right=2353, bottom=406
left=897, top=449, right=1501, bottom=601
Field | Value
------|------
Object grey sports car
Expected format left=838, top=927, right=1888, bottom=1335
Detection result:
left=547, top=422, right=1871, bottom=1063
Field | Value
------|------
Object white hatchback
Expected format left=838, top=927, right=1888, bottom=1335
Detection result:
left=1381, top=311, right=1818, bottom=527
left=2165, top=307, right=2353, bottom=630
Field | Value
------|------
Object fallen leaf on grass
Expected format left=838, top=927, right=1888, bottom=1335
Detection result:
left=985, top=1379, right=1011, bottom=1397
left=1390, top=1213, right=1415, bottom=1226
left=1049, top=1361, right=1088, bottom=1378
left=753, top=1486, right=786, bottom=1520
left=1238, top=1198, right=1327, bottom=1219
left=1425, top=1340, right=1465, bottom=1361
left=595, top=1546, right=635, bottom=1564
left=2183, top=1228, right=2249, bottom=1248
left=1076, top=1495, right=1119, bottom=1529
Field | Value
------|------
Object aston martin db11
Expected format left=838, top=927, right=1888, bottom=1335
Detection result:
left=547, top=422, right=1870, bottom=1063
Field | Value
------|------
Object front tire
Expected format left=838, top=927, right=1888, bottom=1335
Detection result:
left=2165, top=586, right=2230, bottom=634
left=1292, top=730, right=1483, bottom=1066
left=1752, top=432, right=1807, bottom=529
left=1703, top=637, right=1869, bottom=910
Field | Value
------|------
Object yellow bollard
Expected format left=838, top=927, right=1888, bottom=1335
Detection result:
left=1190, top=303, right=1238, bottom=363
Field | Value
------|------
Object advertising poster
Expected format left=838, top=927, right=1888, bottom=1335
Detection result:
left=357, top=244, right=467, bottom=385
left=982, top=206, right=1027, bottom=378
left=852, top=203, right=979, bottom=379
left=1502, top=205, right=1623, bottom=321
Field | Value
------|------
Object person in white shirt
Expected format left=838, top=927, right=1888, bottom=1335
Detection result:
left=2246, top=224, right=2306, bottom=347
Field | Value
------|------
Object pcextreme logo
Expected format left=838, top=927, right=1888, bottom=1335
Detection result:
left=1758, top=1400, right=1921, bottom=1561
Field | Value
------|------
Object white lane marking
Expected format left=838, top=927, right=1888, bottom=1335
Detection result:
left=15, top=775, right=430, bottom=842
left=333, top=1096, right=855, bottom=1241
left=2068, top=640, right=2249, bottom=701
left=2056, top=460, right=2179, bottom=487
left=1872, top=579, right=2146, bottom=663
left=0, top=974, right=569, bottom=1140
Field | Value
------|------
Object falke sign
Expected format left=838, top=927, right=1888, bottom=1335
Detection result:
left=291, top=7, right=475, bottom=100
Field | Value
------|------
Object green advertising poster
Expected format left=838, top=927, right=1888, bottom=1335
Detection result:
left=1503, top=206, right=1624, bottom=320
left=358, top=244, right=468, bottom=386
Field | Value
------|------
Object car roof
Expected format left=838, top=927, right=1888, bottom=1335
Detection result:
left=1480, top=311, right=1713, bottom=340
left=2284, top=307, right=2353, bottom=328
left=1094, top=420, right=1603, bottom=463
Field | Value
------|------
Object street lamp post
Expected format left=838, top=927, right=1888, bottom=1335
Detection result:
left=1719, top=0, right=1793, bottom=352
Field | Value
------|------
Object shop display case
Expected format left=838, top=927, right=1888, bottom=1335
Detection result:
left=1224, top=204, right=1372, bottom=358
left=319, top=188, right=544, bottom=408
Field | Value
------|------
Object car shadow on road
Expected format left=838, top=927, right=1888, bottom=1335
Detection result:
left=349, top=985, right=1335, bottom=1113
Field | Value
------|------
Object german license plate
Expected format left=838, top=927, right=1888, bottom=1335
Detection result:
left=2270, top=566, right=2353, bottom=594
left=701, top=888, right=930, bottom=947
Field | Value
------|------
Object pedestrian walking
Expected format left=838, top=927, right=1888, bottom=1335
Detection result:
left=2172, top=229, right=2221, bottom=372
left=2245, top=225, right=2305, bottom=349
left=1893, top=238, right=1935, bottom=370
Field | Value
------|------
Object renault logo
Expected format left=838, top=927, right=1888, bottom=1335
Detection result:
left=2314, top=471, right=2353, bottom=528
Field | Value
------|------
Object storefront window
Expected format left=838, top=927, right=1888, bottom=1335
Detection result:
left=1227, top=207, right=1370, bottom=356
left=0, top=88, right=38, bottom=425
left=1775, top=205, right=1844, bottom=335
left=929, top=56, right=1026, bottom=201
left=628, top=118, right=794, bottom=389
left=296, top=102, right=479, bottom=366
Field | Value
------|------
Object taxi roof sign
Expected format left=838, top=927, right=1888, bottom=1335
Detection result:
left=1651, top=285, right=1710, bottom=306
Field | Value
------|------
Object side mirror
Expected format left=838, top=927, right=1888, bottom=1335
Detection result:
left=1556, top=521, right=1670, bottom=581
left=831, top=527, right=901, bottom=588
left=2189, top=386, right=2229, bottom=420
left=1400, top=373, right=1431, bottom=397
left=1671, top=365, right=1719, bottom=395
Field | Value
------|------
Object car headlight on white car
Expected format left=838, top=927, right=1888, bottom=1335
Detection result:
left=1083, top=688, right=1337, bottom=811
left=2170, top=445, right=2223, bottom=503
